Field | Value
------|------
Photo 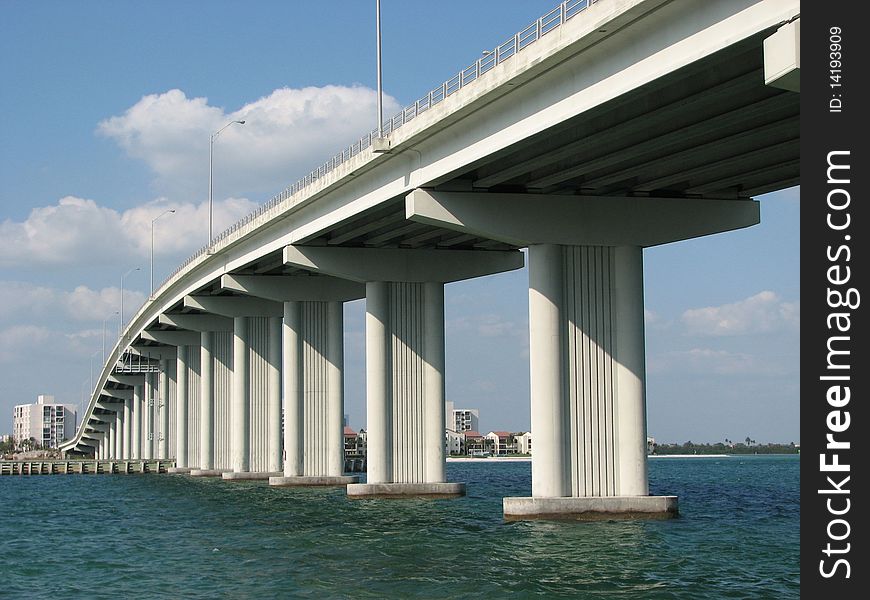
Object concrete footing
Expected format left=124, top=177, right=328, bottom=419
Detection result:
left=189, top=469, right=230, bottom=477
left=269, top=475, right=360, bottom=487
left=503, top=495, right=678, bottom=521
left=221, top=471, right=283, bottom=481
left=168, top=467, right=192, bottom=474
left=346, top=482, right=466, bottom=499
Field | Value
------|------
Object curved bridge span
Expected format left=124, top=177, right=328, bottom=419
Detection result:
left=62, top=0, right=799, bottom=519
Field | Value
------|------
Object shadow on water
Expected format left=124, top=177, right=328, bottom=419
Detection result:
left=0, top=455, right=798, bottom=599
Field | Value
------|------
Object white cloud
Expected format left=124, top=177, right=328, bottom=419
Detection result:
left=448, top=313, right=527, bottom=339
left=648, top=348, right=783, bottom=376
left=97, top=86, right=401, bottom=199
left=681, top=291, right=799, bottom=336
left=0, top=195, right=256, bottom=268
left=0, top=325, right=52, bottom=362
left=0, top=281, right=145, bottom=324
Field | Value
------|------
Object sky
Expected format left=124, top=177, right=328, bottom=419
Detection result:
left=0, top=1, right=799, bottom=444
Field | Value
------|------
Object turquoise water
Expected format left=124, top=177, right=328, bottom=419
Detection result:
left=0, top=456, right=798, bottom=598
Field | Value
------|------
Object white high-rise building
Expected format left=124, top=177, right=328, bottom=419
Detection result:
left=12, top=394, right=77, bottom=449
left=450, top=407, right=479, bottom=433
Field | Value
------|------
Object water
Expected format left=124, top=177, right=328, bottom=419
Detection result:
left=0, top=456, right=798, bottom=599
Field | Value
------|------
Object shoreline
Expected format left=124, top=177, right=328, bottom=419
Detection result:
left=446, top=457, right=531, bottom=463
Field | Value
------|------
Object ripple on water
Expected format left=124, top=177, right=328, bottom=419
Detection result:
left=0, top=456, right=799, bottom=598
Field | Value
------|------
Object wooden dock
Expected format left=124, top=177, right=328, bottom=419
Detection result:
left=0, top=459, right=175, bottom=475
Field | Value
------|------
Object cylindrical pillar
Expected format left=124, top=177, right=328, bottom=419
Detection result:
left=108, top=418, right=116, bottom=460
left=159, top=359, right=170, bottom=460
left=423, top=282, right=446, bottom=483
left=115, top=411, right=123, bottom=459
left=365, top=282, right=390, bottom=483
left=143, top=373, right=154, bottom=460
left=326, top=302, right=344, bottom=477
left=268, top=316, right=283, bottom=473
left=614, top=246, right=649, bottom=496
left=231, top=317, right=250, bottom=473
left=529, top=244, right=567, bottom=498
left=176, top=346, right=188, bottom=467
left=283, top=302, right=303, bottom=477
left=132, top=382, right=142, bottom=460
left=123, top=398, right=132, bottom=459
left=200, top=332, right=214, bottom=470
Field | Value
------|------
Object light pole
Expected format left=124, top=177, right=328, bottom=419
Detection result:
left=89, top=349, right=101, bottom=395
left=103, top=311, right=119, bottom=361
left=120, top=266, right=140, bottom=335
left=150, top=208, right=176, bottom=298
left=209, top=120, right=245, bottom=248
left=376, top=0, right=383, bottom=137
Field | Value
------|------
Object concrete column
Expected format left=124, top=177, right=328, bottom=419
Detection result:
left=115, top=411, right=123, bottom=459
left=614, top=246, right=649, bottom=496
left=528, top=244, right=568, bottom=498
left=267, top=316, right=283, bottom=473
left=159, top=359, right=170, bottom=460
left=108, top=418, right=116, bottom=460
left=143, top=373, right=154, bottom=460
left=326, top=302, right=344, bottom=477
left=282, top=302, right=303, bottom=477
left=231, top=316, right=250, bottom=472
left=422, top=282, right=446, bottom=484
left=176, top=346, right=188, bottom=467
left=200, top=332, right=214, bottom=470
left=123, top=398, right=132, bottom=459
left=132, top=382, right=142, bottom=460
left=365, top=281, right=390, bottom=484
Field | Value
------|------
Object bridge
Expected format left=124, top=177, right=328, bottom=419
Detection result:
left=60, top=0, right=800, bottom=519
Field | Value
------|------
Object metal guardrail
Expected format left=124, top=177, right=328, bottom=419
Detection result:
left=114, top=352, right=161, bottom=374
left=146, top=0, right=601, bottom=310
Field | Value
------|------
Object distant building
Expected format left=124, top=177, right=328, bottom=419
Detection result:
left=464, top=431, right=486, bottom=456
left=0, top=434, right=10, bottom=444
left=445, top=429, right=465, bottom=455
left=12, top=394, right=77, bottom=449
left=344, top=426, right=364, bottom=456
left=486, top=431, right=512, bottom=455
left=515, top=432, right=532, bottom=455
left=647, top=437, right=656, bottom=454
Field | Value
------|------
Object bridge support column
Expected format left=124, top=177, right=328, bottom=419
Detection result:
left=267, top=316, right=283, bottom=474
left=107, top=418, right=115, bottom=460
left=142, top=373, right=155, bottom=460
left=347, top=281, right=462, bottom=499
left=159, top=359, right=170, bottom=460
left=123, top=398, right=132, bottom=459
left=131, top=382, right=142, bottom=460
left=117, top=410, right=125, bottom=460
left=230, top=317, right=250, bottom=474
left=172, top=346, right=189, bottom=471
left=200, top=332, right=215, bottom=471
left=270, top=301, right=357, bottom=488
left=503, top=245, right=676, bottom=520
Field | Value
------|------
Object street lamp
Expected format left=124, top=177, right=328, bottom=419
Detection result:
left=89, top=349, right=101, bottom=396
left=120, top=266, right=140, bottom=335
left=376, top=0, right=383, bottom=137
left=208, top=119, right=245, bottom=249
left=150, top=208, right=176, bottom=298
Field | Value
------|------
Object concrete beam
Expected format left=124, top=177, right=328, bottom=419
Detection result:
left=283, top=245, right=523, bottom=283
left=183, top=295, right=284, bottom=318
left=764, top=18, right=800, bottom=93
left=107, top=374, right=145, bottom=386
left=101, top=388, right=133, bottom=400
left=140, top=330, right=201, bottom=346
left=158, top=313, right=234, bottom=332
left=406, top=189, right=760, bottom=247
left=220, top=274, right=365, bottom=302
left=130, top=345, right=177, bottom=360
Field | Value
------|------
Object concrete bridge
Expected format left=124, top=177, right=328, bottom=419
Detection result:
left=60, top=0, right=800, bottom=519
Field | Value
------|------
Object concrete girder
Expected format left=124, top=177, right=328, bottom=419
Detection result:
left=140, top=330, right=201, bottom=346
left=764, top=18, right=800, bottom=92
left=220, top=274, right=365, bottom=302
left=130, top=345, right=177, bottom=360
left=108, top=374, right=144, bottom=386
left=282, top=245, right=523, bottom=283
left=101, top=388, right=133, bottom=400
left=158, top=313, right=234, bottom=332
left=405, top=189, right=759, bottom=248
left=183, top=295, right=283, bottom=318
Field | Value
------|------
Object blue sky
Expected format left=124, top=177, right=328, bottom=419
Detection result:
left=0, top=1, right=799, bottom=443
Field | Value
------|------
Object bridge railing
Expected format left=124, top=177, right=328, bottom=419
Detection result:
left=153, top=0, right=601, bottom=298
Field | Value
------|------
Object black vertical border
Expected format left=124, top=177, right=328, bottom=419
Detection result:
left=801, top=2, right=868, bottom=596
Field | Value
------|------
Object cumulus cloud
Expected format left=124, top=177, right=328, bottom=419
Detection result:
left=0, top=195, right=256, bottom=268
left=681, top=291, right=799, bottom=336
left=0, top=325, right=52, bottom=362
left=97, top=86, right=401, bottom=199
left=0, top=281, right=145, bottom=324
left=448, top=313, right=527, bottom=339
